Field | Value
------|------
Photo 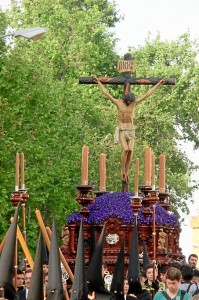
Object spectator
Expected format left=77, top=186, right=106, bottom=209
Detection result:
left=17, top=269, right=32, bottom=300
left=142, top=264, right=160, bottom=295
left=123, top=279, right=138, bottom=300
left=13, top=269, right=24, bottom=291
left=170, top=261, right=183, bottom=270
left=124, top=279, right=129, bottom=300
left=140, top=271, right=147, bottom=284
left=159, top=266, right=169, bottom=290
left=188, top=255, right=199, bottom=277
left=153, top=267, right=191, bottom=300
left=180, top=264, right=199, bottom=296
left=42, top=260, right=49, bottom=274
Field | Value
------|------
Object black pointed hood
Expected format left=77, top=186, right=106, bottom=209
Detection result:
left=88, top=222, right=96, bottom=265
left=27, top=231, right=44, bottom=300
left=142, top=241, right=150, bottom=272
left=70, top=220, right=88, bottom=300
left=41, top=231, right=49, bottom=264
left=128, top=221, right=140, bottom=281
left=46, top=219, right=65, bottom=300
left=128, top=222, right=143, bottom=296
left=110, top=242, right=124, bottom=300
left=0, top=205, right=19, bottom=300
left=86, top=224, right=110, bottom=295
left=0, top=205, right=19, bottom=287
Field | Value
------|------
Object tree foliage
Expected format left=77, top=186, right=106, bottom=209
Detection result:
left=0, top=1, right=198, bottom=253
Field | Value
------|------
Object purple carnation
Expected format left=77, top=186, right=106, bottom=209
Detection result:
left=67, top=192, right=179, bottom=228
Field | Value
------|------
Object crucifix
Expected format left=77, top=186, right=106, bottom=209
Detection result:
left=79, top=53, right=176, bottom=192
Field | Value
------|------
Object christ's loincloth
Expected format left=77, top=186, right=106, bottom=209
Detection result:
left=114, top=126, right=135, bottom=144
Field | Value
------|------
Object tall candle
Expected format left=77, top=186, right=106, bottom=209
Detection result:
left=15, top=152, right=19, bottom=191
left=21, top=152, right=25, bottom=189
left=152, top=204, right=156, bottom=262
left=159, top=154, right=166, bottom=192
left=81, top=145, right=89, bottom=185
left=99, top=153, right=106, bottom=192
left=145, top=146, right=151, bottom=186
left=151, top=153, right=155, bottom=190
left=134, top=158, right=139, bottom=197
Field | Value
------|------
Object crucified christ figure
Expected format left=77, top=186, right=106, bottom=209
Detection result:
left=93, top=77, right=166, bottom=183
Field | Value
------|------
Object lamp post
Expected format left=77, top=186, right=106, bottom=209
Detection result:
left=0, top=27, right=46, bottom=40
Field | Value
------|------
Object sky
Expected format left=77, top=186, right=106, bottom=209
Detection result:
left=1, top=0, right=199, bottom=259
left=1, top=0, right=199, bottom=46
left=112, top=0, right=199, bottom=54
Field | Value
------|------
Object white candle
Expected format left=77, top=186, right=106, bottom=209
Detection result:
left=15, top=152, right=19, bottom=191
left=145, top=146, right=151, bottom=186
left=151, top=153, right=155, bottom=190
left=21, top=152, right=25, bottom=189
left=81, top=146, right=89, bottom=185
left=99, top=153, right=106, bottom=192
left=159, top=154, right=166, bottom=192
left=134, top=158, right=139, bottom=197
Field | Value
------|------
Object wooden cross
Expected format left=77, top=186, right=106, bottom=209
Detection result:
left=79, top=76, right=176, bottom=85
left=79, top=53, right=176, bottom=192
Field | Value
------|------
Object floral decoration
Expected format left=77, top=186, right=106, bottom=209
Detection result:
left=67, top=192, right=179, bottom=228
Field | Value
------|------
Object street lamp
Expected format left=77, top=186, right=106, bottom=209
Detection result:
left=0, top=27, right=46, bottom=40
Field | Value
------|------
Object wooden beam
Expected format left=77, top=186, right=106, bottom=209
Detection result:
left=35, top=209, right=74, bottom=283
left=79, top=77, right=176, bottom=85
left=17, top=225, right=34, bottom=269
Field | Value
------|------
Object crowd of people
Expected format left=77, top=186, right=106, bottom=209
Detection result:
left=107, top=254, right=199, bottom=300
left=0, top=206, right=69, bottom=300
left=11, top=253, right=199, bottom=300
left=1, top=206, right=199, bottom=300
left=11, top=260, right=69, bottom=300
left=12, top=265, right=40, bottom=298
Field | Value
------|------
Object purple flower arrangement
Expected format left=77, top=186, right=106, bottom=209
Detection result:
left=67, top=192, right=179, bottom=228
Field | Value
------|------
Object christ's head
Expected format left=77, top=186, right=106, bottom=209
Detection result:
left=122, top=92, right=136, bottom=105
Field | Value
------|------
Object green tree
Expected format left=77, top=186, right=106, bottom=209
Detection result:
left=0, top=0, right=120, bottom=252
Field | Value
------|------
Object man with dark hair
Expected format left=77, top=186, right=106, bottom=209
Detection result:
left=170, top=261, right=183, bottom=270
left=13, top=269, right=24, bottom=291
left=123, top=278, right=141, bottom=300
left=153, top=267, right=191, bottom=300
left=159, top=266, right=169, bottom=281
left=188, top=254, right=199, bottom=277
left=93, top=76, right=165, bottom=183
left=123, top=279, right=130, bottom=300
left=142, top=264, right=160, bottom=296
left=140, top=271, right=147, bottom=285
left=188, top=254, right=198, bottom=264
left=159, top=266, right=169, bottom=290
left=42, top=260, right=49, bottom=274
left=180, top=263, right=199, bottom=296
